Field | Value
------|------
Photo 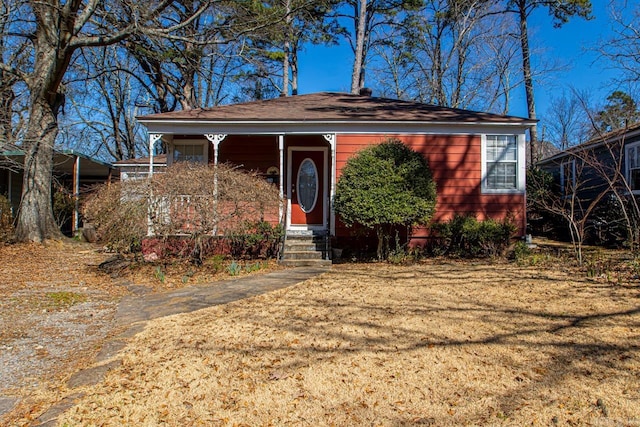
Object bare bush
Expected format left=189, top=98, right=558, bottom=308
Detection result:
left=83, top=163, right=284, bottom=260
left=149, top=162, right=282, bottom=238
left=82, top=180, right=148, bottom=253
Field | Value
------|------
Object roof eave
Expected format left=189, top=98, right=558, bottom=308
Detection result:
left=537, top=126, right=640, bottom=166
left=137, top=118, right=536, bottom=127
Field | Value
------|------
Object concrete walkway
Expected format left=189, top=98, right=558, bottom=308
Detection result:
left=14, top=265, right=330, bottom=427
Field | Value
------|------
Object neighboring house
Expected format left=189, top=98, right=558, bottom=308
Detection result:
left=537, top=122, right=640, bottom=197
left=137, top=91, right=535, bottom=250
left=535, top=122, right=640, bottom=244
left=0, top=144, right=117, bottom=235
left=114, top=154, right=167, bottom=181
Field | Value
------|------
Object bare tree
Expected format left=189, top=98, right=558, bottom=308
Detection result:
left=0, top=0, right=215, bottom=242
left=372, top=0, right=522, bottom=112
left=331, top=0, right=422, bottom=94
left=535, top=91, right=640, bottom=255
left=597, top=0, right=640, bottom=87
left=0, top=0, right=28, bottom=151
left=528, top=160, right=607, bottom=264
left=580, top=134, right=640, bottom=251
left=501, top=0, right=593, bottom=162
left=575, top=94, right=640, bottom=250
left=65, top=47, right=147, bottom=161
left=542, top=90, right=591, bottom=150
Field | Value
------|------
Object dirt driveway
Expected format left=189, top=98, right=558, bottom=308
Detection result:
left=0, top=241, right=127, bottom=420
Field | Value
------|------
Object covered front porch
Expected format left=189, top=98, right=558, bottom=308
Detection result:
left=146, top=132, right=336, bottom=264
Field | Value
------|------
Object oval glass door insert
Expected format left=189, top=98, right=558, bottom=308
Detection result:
left=297, top=158, right=318, bottom=213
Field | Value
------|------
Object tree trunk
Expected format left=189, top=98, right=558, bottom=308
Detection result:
left=15, top=95, right=62, bottom=242
left=281, top=0, right=292, bottom=97
left=291, top=42, right=298, bottom=95
left=15, top=5, right=71, bottom=242
left=0, top=80, right=15, bottom=148
left=517, top=0, right=538, bottom=163
left=351, top=0, right=367, bottom=94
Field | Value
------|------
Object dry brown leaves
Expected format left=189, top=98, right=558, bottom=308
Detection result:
left=0, top=240, right=280, bottom=425
left=0, top=240, right=128, bottom=422
left=123, top=258, right=283, bottom=292
left=59, top=259, right=640, bottom=426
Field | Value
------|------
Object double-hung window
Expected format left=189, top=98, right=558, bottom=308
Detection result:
left=484, top=135, right=519, bottom=192
left=626, top=142, right=640, bottom=192
left=172, top=142, right=207, bottom=164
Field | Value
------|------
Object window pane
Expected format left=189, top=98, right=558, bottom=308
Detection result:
left=297, top=159, right=318, bottom=213
left=487, top=162, right=516, bottom=189
left=486, top=135, right=516, bottom=162
left=485, top=135, right=517, bottom=190
left=174, top=144, right=204, bottom=163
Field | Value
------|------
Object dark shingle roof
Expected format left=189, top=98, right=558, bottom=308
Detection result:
left=537, top=121, right=640, bottom=165
left=138, top=92, right=534, bottom=125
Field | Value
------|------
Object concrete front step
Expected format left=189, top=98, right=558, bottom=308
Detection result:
left=283, top=242, right=327, bottom=252
left=280, top=232, right=331, bottom=267
left=281, top=250, right=327, bottom=260
left=285, top=237, right=327, bottom=245
left=279, top=258, right=333, bottom=267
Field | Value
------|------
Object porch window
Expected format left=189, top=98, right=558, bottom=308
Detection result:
left=483, top=135, right=519, bottom=192
left=626, top=142, right=640, bottom=192
left=173, top=143, right=206, bottom=164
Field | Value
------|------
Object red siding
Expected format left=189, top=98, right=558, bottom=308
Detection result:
left=335, top=134, right=525, bottom=239
left=216, top=135, right=279, bottom=173
left=186, top=132, right=525, bottom=240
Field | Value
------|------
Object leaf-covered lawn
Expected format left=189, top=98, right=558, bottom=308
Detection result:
left=60, top=261, right=640, bottom=426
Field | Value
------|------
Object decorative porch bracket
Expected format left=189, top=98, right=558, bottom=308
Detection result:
left=204, top=133, right=227, bottom=165
left=323, top=133, right=337, bottom=236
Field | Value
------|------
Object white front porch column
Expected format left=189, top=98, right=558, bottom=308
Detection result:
left=148, top=133, right=163, bottom=177
left=147, top=133, right=163, bottom=236
left=204, top=133, right=227, bottom=165
left=323, top=133, right=337, bottom=236
left=204, top=134, right=227, bottom=236
left=73, top=155, right=80, bottom=235
left=278, top=134, right=285, bottom=223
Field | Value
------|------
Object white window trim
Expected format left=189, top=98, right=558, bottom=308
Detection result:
left=481, top=134, right=525, bottom=194
left=625, top=141, right=640, bottom=194
left=169, top=139, right=209, bottom=165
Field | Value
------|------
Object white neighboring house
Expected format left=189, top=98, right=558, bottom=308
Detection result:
left=114, top=154, right=167, bottom=181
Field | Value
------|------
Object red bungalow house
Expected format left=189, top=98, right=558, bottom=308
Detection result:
left=137, top=92, right=534, bottom=260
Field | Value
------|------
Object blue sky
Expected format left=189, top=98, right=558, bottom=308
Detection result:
left=296, top=2, right=622, bottom=119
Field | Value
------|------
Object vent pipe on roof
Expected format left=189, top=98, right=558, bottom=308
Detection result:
left=359, top=87, right=373, bottom=97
